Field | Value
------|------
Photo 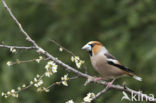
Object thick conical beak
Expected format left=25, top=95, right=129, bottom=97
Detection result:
left=82, top=44, right=91, bottom=51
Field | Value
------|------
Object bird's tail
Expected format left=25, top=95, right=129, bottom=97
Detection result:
left=132, top=75, right=142, bottom=81
left=128, top=73, right=142, bottom=81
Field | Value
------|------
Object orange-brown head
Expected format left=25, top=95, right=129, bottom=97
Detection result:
left=82, top=41, right=107, bottom=56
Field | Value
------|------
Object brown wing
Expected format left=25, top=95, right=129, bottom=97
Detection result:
left=105, top=53, right=135, bottom=74
left=107, top=60, right=135, bottom=73
left=104, top=53, right=117, bottom=60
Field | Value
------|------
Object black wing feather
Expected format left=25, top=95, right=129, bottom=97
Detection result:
left=107, top=60, right=135, bottom=73
left=105, top=53, right=135, bottom=73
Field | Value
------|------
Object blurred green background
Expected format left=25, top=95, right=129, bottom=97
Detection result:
left=0, top=0, right=156, bottom=103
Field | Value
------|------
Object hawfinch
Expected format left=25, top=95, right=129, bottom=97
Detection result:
left=82, top=41, right=142, bottom=86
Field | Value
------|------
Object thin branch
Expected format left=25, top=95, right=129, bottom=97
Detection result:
left=49, top=39, right=88, bottom=73
left=92, top=87, right=109, bottom=101
left=17, top=74, right=45, bottom=93
left=1, top=0, right=156, bottom=102
left=9, top=58, right=49, bottom=65
left=49, top=39, right=75, bottom=56
left=0, top=44, right=35, bottom=50
left=46, top=76, right=79, bottom=90
left=1, top=0, right=38, bottom=48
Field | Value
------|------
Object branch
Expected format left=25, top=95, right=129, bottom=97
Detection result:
left=7, top=57, right=49, bottom=66
left=92, top=87, right=109, bottom=101
left=1, top=0, right=156, bottom=102
left=0, top=44, right=35, bottom=50
left=49, top=39, right=75, bottom=56
left=46, top=76, right=79, bottom=90
left=49, top=39, right=88, bottom=73
left=1, top=0, right=38, bottom=48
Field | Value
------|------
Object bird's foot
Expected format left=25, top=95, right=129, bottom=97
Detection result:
left=106, top=79, right=115, bottom=88
left=94, top=77, right=103, bottom=82
left=106, top=82, right=113, bottom=88
left=84, top=76, right=102, bottom=86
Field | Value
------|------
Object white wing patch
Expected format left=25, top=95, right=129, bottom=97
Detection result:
left=107, top=59, right=119, bottom=64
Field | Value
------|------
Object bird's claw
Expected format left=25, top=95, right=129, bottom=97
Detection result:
left=84, top=76, right=102, bottom=86
left=106, top=79, right=115, bottom=88
left=93, top=77, right=102, bottom=82
left=106, top=82, right=113, bottom=88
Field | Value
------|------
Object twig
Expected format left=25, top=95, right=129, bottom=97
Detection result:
left=46, top=76, right=79, bottom=89
left=0, top=44, right=35, bottom=50
left=92, top=87, right=109, bottom=101
left=17, top=74, right=45, bottom=93
left=9, top=58, right=49, bottom=65
left=1, top=0, right=156, bottom=102
left=49, top=39, right=88, bottom=74
left=49, top=39, right=75, bottom=56
left=1, top=0, right=38, bottom=48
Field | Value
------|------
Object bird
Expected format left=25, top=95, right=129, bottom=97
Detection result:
left=82, top=41, right=142, bottom=87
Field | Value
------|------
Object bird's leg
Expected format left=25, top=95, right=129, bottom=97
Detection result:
left=106, top=79, right=115, bottom=88
left=84, top=76, right=103, bottom=86
left=94, top=77, right=103, bottom=82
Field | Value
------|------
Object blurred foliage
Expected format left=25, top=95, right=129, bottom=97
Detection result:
left=0, top=0, right=156, bottom=103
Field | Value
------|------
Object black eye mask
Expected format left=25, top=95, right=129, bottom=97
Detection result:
left=90, top=43, right=96, bottom=48
left=88, top=43, right=96, bottom=56
left=89, top=50, right=92, bottom=56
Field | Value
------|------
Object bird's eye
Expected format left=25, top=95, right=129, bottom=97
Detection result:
left=90, top=43, right=96, bottom=47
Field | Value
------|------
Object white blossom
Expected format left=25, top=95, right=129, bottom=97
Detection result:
left=36, top=74, right=40, bottom=78
left=75, top=56, right=80, bottom=60
left=2, top=89, right=19, bottom=98
left=52, top=64, right=58, bottom=73
left=38, top=80, right=43, bottom=86
left=7, top=91, right=11, bottom=95
left=30, top=81, right=33, bottom=85
left=7, top=61, right=13, bottom=66
left=22, top=84, right=26, bottom=88
left=37, top=87, right=50, bottom=92
left=36, top=59, right=40, bottom=63
left=62, top=81, right=68, bottom=86
left=71, top=56, right=75, bottom=62
left=34, top=78, right=37, bottom=82
left=66, top=100, right=74, bottom=103
left=59, top=47, right=63, bottom=52
left=34, top=83, right=39, bottom=87
left=34, top=79, right=43, bottom=87
left=4, top=95, right=8, bottom=98
left=1, top=92, right=5, bottom=96
left=39, top=56, right=43, bottom=59
left=45, top=61, right=58, bottom=77
left=61, top=74, right=69, bottom=81
left=61, top=74, right=69, bottom=86
left=83, top=93, right=95, bottom=103
left=35, top=56, right=43, bottom=63
left=75, top=62, right=81, bottom=68
left=17, top=87, right=21, bottom=91
left=11, top=89, right=15, bottom=93
left=45, top=70, right=53, bottom=77
left=10, top=47, right=16, bottom=53
left=70, top=56, right=85, bottom=68
left=43, top=87, right=50, bottom=92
